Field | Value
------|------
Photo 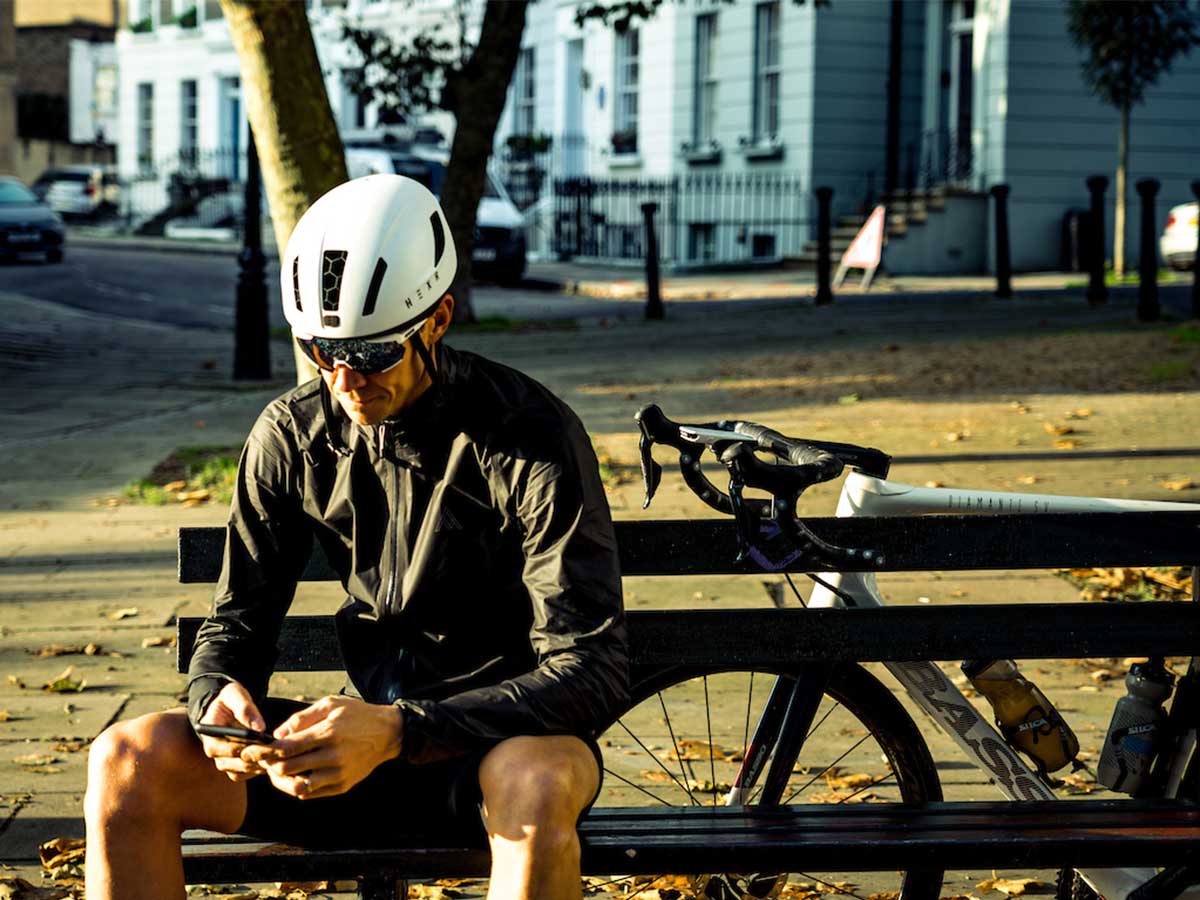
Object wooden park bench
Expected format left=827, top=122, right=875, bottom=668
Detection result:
left=176, top=512, right=1200, bottom=900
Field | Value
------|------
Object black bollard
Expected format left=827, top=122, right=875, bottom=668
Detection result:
left=1086, top=175, right=1109, bottom=306
left=641, top=202, right=664, bottom=320
left=1191, top=180, right=1200, bottom=321
left=990, top=184, right=1012, bottom=299
left=1136, top=178, right=1160, bottom=323
left=234, top=124, right=270, bottom=380
left=816, top=186, right=833, bottom=305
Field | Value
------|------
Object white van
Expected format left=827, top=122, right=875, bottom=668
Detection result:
left=344, top=145, right=526, bottom=284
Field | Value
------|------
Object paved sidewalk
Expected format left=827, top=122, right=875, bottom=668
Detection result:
left=70, top=227, right=1190, bottom=304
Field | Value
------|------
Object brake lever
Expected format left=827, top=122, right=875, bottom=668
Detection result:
left=638, top=431, right=664, bottom=510
left=726, top=465, right=754, bottom=563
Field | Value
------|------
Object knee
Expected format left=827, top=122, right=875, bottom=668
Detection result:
left=479, top=737, right=597, bottom=845
left=85, top=712, right=192, bottom=824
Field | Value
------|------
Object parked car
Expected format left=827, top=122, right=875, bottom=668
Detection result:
left=1161, top=201, right=1199, bottom=271
left=32, top=164, right=120, bottom=219
left=0, top=177, right=65, bottom=263
left=344, top=144, right=527, bottom=284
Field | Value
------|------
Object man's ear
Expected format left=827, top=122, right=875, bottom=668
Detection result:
left=426, top=293, right=454, bottom=342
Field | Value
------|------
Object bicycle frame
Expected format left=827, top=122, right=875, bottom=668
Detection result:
left=737, top=470, right=1200, bottom=900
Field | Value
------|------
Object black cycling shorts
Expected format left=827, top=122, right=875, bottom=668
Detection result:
left=234, top=697, right=603, bottom=849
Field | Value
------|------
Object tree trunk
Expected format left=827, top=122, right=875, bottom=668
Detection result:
left=441, top=1, right=529, bottom=324
left=220, top=0, right=348, bottom=384
left=1114, top=103, right=1129, bottom=277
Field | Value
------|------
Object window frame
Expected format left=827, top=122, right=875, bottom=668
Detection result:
left=692, top=13, right=719, bottom=146
left=513, top=47, right=536, bottom=137
left=752, top=1, right=781, bottom=144
left=179, top=79, right=198, bottom=165
left=136, top=82, right=155, bottom=172
left=613, top=27, right=640, bottom=154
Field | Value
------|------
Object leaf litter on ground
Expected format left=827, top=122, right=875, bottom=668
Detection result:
left=1056, top=567, right=1192, bottom=603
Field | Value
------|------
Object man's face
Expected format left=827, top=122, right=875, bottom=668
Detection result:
left=318, top=295, right=454, bottom=426
left=321, top=338, right=430, bottom=426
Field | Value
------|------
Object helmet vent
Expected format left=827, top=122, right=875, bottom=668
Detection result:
left=362, top=257, right=388, bottom=317
left=321, top=250, right=348, bottom=312
left=291, top=256, right=303, bottom=311
left=430, top=212, right=445, bottom=267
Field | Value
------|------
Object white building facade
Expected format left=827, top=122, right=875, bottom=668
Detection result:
left=496, top=0, right=1200, bottom=273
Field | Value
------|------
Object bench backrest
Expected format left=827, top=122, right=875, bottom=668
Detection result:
left=177, top=513, right=1200, bottom=675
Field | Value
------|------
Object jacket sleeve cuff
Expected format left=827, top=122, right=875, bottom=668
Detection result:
left=187, top=673, right=234, bottom=729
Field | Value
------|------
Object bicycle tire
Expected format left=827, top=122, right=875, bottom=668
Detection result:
left=1055, top=869, right=1100, bottom=900
left=593, top=662, right=944, bottom=900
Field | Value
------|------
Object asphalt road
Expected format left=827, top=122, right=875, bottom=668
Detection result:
left=0, top=244, right=287, bottom=332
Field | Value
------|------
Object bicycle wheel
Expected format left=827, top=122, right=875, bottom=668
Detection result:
left=591, top=662, right=944, bottom=900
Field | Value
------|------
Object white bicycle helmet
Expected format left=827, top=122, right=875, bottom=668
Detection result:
left=282, top=174, right=456, bottom=343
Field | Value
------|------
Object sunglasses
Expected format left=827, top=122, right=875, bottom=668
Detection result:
left=296, top=335, right=409, bottom=376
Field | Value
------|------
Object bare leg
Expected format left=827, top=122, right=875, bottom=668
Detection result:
left=84, top=709, right=249, bottom=900
left=478, top=735, right=600, bottom=900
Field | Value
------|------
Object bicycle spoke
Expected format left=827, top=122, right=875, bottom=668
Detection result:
left=602, top=766, right=677, bottom=807
left=658, top=691, right=702, bottom=807
left=782, top=732, right=874, bottom=806
left=834, top=770, right=898, bottom=805
left=704, top=674, right=717, bottom=807
left=614, top=717, right=697, bottom=805
left=749, top=699, right=842, bottom=806
left=785, top=571, right=808, bottom=606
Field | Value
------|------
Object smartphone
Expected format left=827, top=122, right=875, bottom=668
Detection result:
left=196, top=724, right=275, bottom=745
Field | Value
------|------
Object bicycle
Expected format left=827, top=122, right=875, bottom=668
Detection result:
left=590, top=404, right=1200, bottom=900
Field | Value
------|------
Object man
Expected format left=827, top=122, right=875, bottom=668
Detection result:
left=84, top=175, right=629, bottom=900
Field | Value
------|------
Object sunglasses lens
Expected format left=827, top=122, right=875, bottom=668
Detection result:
left=298, top=337, right=407, bottom=375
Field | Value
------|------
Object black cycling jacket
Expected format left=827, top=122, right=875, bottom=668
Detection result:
left=187, top=344, right=629, bottom=764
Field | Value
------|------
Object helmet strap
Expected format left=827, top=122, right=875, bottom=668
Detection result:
left=410, top=332, right=441, bottom=390
left=319, top=377, right=352, bottom=457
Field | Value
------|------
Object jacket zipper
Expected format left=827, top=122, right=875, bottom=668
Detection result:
left=383, top=425, right=401, bottom=617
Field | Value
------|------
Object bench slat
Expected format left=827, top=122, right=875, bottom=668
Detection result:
left=181, top=800, right=1200, bottom=883
left=178, top=603, right=1200, bottom=673
left=178, top=513, right=1200, bottom=582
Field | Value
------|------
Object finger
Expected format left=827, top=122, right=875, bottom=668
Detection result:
left=212, top=755, right=263, bottom=776
left=200, top=736, right=252, bottom=760
left=274, top=698, right=335, bottom=739
left=220, top=683, right=266, bottom=732
left=265, top=747, right=333, bottom=777
left=242, top=729, right=324, bottom=763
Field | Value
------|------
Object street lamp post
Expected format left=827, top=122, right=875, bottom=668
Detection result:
left=234, top=124, right=270, bottom=380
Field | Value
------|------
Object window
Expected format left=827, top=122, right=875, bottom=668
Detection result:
left=752, top=1, right=780, bottom=142
left=688, top=223, right=716, bottom=262
left=341, top=70, right=365, bottom=130
left=137, top=83, right=154, bottom=171
left=128, top=0, right=153, bottom=31
left=513, top=47, right=535, bottom=137
left=204, top=0, right=221, bottom=20
left=180, top=80, right=198, bottom=166
left=693, top=14, right=718, bottom=145
left=613, top=28, right=639, bottom=154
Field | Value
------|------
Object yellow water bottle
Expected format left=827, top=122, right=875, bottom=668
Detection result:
left=962, top=659, right=1080, bottom=775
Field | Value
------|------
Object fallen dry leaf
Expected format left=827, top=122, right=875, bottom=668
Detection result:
left=162, top=480, right=187, bottom=492
left=43, top=667, right=85, bottom=694
left=976, top=877, right=1044, bottom=896
left=1016, top=475, right=1038, bottom=485
left=107, top=607, right=139, bottom=621
left=1161, top=479, right=1196, bottom=491
left=38, top=838, right=85, bottom=870
left=638, top=770, right=674, bottom=784
left=142, top=635, right=177, bottom=649
left=6, top=676, right=25, bottom=689
left=1060, top=772, right=1099, bottom=795
left=824, top=771, right=883, bottom=790
left=176, top=489, right=211, bottom=503
left=924, top=480, right=945, bottom=488
left=1066, top=408, right=1093, bottom=419
left=1053, top=439, right=1081, bottom=449
left=0, top=711, right=11, bottom=723
left=0, top=877, right=70, bottom=900
left=686, top=778, right=732, bottom=794
left=1044, top=423, right=1075, bottom=436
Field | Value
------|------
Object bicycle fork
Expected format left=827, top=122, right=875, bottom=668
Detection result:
left=723, top=664, right=836, bottom=806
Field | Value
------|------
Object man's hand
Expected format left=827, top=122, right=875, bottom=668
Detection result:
left=241, top=696, right=404, bottom=800
left=198, top=681, right=269, bottom=782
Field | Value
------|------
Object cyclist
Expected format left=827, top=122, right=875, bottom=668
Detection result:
left=84, top=175, right=629, bottom=900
